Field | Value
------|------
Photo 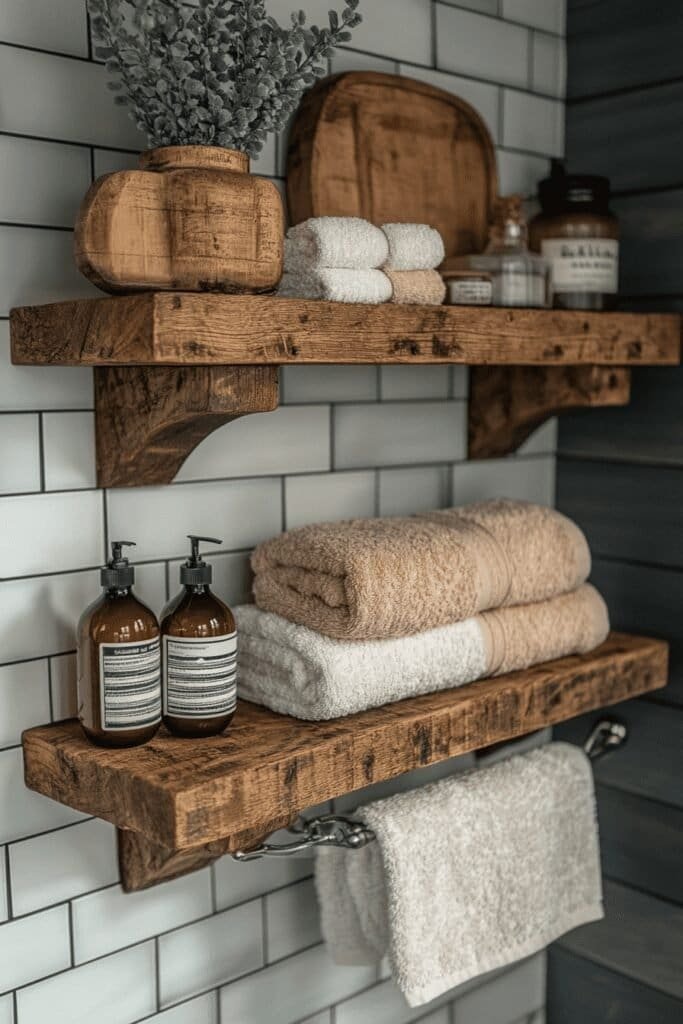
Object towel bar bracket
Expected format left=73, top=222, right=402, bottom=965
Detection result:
left=232, top=718, right=628, bottom=861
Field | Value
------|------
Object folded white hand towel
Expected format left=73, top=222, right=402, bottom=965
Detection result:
left=381, top=223, right=446, bottom=270
left=276, top=267, right=393, bottom=304
left=235, top=584, right=609, bottom=720
left=286, top=216, right=389, bottom=269
left=315, top=742, right=604, bottom=1006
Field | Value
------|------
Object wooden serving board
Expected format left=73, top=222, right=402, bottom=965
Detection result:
left=287, top=71, right=499, bottom=260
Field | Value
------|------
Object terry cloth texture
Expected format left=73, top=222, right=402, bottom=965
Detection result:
left=315, top=742, right=604, bottom=1006
left=251, top=499, right=592, bottom=641
left=381, top=223, right=446, bottom=270
left=235, top=585, right=608, bottom=720
left=285, top=216, right=389, bottom=270
left=277, top=267, right=393, bottom=304
left=386, top=269, right=446, bottom=305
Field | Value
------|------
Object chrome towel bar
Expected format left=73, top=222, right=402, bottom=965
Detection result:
left=232, top=718, right=626, bottom=862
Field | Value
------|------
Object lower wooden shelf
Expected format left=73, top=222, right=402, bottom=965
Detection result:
left=22, top=631, right=667, bottom=891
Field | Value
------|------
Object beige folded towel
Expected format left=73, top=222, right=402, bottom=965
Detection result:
left=386, top=269, right=446, bottom=305
left=236, top=585, right=609, bottom=720
left=252, top=499, right=591, bottom=641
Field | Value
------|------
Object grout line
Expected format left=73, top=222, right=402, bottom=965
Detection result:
left=37, top=413, right=46, bottom=492
left=46, top=657, right=55, bottom=723
left=3, top=845, right=13, bottom=920
left=67, top=900, right=76, bottom=968
left=261, top=895, right=269, bottom=966
left=0, top=219, right=73, bottom=233
left=154, top=936, right=161, bottom=1012
left=567, top=73, right=683, bottom=107
left=430, top=0, right=438, bottom=68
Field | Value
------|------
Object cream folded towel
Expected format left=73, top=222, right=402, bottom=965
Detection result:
left=382, top=223, right=446, bottom=270
left=277, top=267, right=393, bottom=304
left=252, top=499, right=591, bottom=641
left=386, top=269, right=446, bottom=305
left=315, top=741, right=604, bottom=1006
left=286, top=216, right=389, bottom=270
left=236, top=585, right=608, bottom=720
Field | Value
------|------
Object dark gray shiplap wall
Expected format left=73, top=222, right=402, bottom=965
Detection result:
left=549, top=2, right=683, bottom=1020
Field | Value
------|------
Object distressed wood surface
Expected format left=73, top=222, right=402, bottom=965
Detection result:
left=469, top=365, right=630, bottom=459
left=75, top=145, right=284, bottom=294
left=22, top=632, right=667, bottom=852
left=94, top=365, right=279, bottom=487
left=10, top=293, right=681, bottom=366
left=286, top=71, right=497, bottom=259
left=117, top=814, right=292, bottom=892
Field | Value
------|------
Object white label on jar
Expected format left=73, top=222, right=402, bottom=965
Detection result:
left=99, top=637, right=161, bottom=731
left=541, top=238, right=619, bottom=294
left=448, top=278, right=492, bottom=305
left=163, top=633, right=237, bottom=718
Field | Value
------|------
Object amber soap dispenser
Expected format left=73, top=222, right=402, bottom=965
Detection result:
left=161, top=536, right=237, bottom=738
left=77, top=541, right=162, bottom=747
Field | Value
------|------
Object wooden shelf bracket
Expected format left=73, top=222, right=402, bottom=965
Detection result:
left=468, top=365, right=631, bottom=459
left=94, top=365, right=279, bottom=487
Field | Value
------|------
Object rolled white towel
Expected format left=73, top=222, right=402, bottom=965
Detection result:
left=381, top=223, right=446, bottom=270
left=286, top=216, right=389, bottom=270
left=277, top=267, right=393, bottom=304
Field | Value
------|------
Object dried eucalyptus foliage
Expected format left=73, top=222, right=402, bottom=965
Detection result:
left=88, top=0, right=362, bottom=157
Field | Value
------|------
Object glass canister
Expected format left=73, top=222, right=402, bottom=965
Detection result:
left=529, top=161, right=619, bottom=310
left=467, top=195, right=551, bottom=308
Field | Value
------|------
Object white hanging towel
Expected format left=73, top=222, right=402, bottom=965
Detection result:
left=315, top=742, right=603, bottom=1007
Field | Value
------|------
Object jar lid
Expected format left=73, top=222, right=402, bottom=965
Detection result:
left=539, top=160, right=610, bottom=211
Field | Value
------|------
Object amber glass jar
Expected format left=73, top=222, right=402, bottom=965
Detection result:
left=529, top=161, right=619, bottom=310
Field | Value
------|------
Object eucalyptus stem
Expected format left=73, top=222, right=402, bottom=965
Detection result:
left=87, top=0, right=362, bottom=158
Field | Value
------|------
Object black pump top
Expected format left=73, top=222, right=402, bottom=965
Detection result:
left=101, top=540, right=135, bottom=590
left=180, top=535, right=222, bottom=586
left=538, top=159, right=611, bottom=213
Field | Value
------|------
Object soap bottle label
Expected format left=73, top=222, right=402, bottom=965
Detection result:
left=99, top=637, right=162, bottom=731
left=163, top=633, right=237, bottom=718
left=541, top=238, right=619, bottom=294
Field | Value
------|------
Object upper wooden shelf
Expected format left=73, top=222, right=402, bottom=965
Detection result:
left=23, top=631, right=667, bottom=891
left=10, top=293, right=681, bottom=366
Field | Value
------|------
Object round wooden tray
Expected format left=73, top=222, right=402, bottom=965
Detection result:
left=286, top=71, right=499, bottom=260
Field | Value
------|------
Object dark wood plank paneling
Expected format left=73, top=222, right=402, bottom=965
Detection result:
left=559, top=365, right=683, bottom=465
left=548, top=946, right=683, bottom=1024
left=558, top=880, right=683, bottom=998
left=567, top=81, right=683, bottom=192
left=555, top=700, right=683, bottom=808
left=556, top=458, right=683, bottom=567
left=596, top=783, right=683, bottom=905
left=614, top=188, right=683, bottom=297
left=567, top=0, right=683, bottom=99
left=589, top=558, right=683, bottom=704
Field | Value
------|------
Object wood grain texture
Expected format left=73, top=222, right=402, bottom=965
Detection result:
left=117, top=815, right=293, bottom=892
left=21, top=632, right=668, bottom=852
left=559, top=880, right=683, bottom=1000
left=75, top=146, right=284, bottom=294
left=559, top=364, right=683, bottom=466
left=10, top=293, right=681, bottom=366
left=286, top=71, right=498, bottom=260
left=469, top=366, right=630, bottom=459
left=587, top=558, right=683, bottom=705
left=94, top=365, right=279, bottom=487
left=557, top=457, right=683, bottom=568
left=548, top=946, right=683, bottom=1024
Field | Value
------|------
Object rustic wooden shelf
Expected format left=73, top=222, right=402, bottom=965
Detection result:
left=9, top=294, right=681, bottom=486
left=22, top=631, right=667, bottom=891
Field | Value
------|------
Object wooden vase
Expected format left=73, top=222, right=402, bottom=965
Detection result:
left=75, top=145, right=284, bottom=294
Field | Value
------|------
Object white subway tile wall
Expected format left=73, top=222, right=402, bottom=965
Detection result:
left=0, top=1, right=564, bottom=1020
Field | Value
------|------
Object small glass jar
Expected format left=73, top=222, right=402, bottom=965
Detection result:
left=467, top=196, right=551, bottom=308
left=529, top=161, right=619, bottom=311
